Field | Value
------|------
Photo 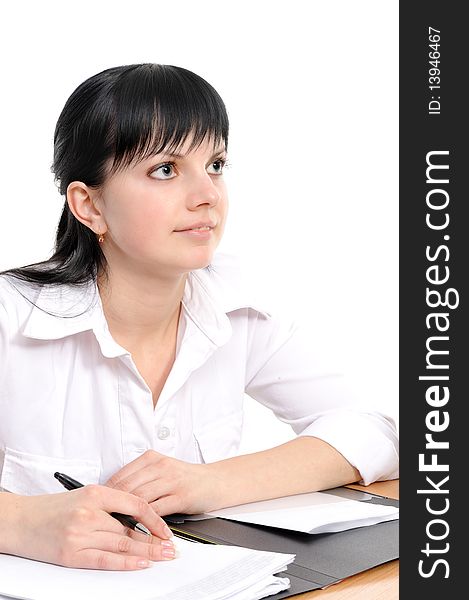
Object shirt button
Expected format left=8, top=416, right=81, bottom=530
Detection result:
left=157, top=426, right=171, bottom=440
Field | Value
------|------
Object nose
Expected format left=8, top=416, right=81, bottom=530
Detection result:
left=185, top=172, right=222, bottom=208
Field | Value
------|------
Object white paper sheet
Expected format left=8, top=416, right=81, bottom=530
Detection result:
left=206, top=491, right=399, bottom=534
left=0, top=539, right=294, bottom=600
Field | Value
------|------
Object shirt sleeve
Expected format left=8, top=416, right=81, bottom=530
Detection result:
left=244, top=310, right=399, bottom=485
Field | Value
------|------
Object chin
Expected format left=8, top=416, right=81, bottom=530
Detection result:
left=182, top=247, right=216, bottom=272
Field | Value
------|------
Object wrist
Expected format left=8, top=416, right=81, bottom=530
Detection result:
left=203, top=458, right=257, bottom=510
left=201, top=461, right=233, bottom=512
left=0, top=492, right=29, bottom=555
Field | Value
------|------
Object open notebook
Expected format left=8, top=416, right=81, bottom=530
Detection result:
left=0, top=538, right=294, bottom=600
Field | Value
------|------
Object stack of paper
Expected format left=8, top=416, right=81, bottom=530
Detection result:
left=0, top=538, right=294, bottom=600
left=205, top=490, right=399, bottom=534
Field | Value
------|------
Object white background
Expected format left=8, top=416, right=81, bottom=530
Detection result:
left=0, top=1, right=398, bottom=452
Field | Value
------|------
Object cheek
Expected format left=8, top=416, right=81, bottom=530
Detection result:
left=218, top=196, right=229, bottom=228
left=105, top=191, right=173, bottom=248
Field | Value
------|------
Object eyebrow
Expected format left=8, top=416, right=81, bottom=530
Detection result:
left=159, top=147, right=227, bottom=159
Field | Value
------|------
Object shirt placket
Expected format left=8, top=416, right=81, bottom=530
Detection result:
left=151, top=322, right=219, bottom=458
left=117, top=354, right=155, bottom=464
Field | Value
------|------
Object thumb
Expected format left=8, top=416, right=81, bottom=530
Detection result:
left=150, top=496, right=183, bottom=517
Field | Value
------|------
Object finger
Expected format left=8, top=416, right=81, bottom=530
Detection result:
left=96, top=514, right=166, bottom=544
left=98, top=508, right=169, bottom=540
left=73, top=548, right=153, bottom=571
left=87, top=531, right=176, bottom=562
left=106, top=450, right=163, bottom=488
left=95, top=514, right=132, bottom=535
left=82, top=485, right=173, bottom=540
left=150, top=495, right=184, bottom=517
left=106, top=464, right=164, bottom=498
left=126, top=477, right=176, bottom=504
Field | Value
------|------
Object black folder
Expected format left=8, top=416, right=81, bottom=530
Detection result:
left=164, top=487, right=399, bottom=598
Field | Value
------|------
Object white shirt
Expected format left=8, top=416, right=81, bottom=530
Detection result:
left=0, top=252, right=398, bottom=496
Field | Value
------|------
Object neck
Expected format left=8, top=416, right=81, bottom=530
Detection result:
left=97, top=268, right=187, bottom=351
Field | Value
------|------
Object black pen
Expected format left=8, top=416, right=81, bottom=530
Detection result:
left=54, top=472, right=151, bottom=536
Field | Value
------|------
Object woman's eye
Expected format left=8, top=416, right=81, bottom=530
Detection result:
left=207, top=159, right=226, bottom=175
left=150, top=158, right=228, bottom=180
left=151, top=163, right=176, bottom=180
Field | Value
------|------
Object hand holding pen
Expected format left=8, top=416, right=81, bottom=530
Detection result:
left=50, top=471, right=176, bottom=568
left=54, top=472, right=151, bottom=535
left=5, top=473, right=176, bottom=571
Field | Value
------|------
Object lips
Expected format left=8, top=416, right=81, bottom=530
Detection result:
left=175, top=221, right=216, bottom=232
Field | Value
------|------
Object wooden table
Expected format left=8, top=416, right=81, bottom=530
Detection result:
left=295, top=480, right=399, bottom=600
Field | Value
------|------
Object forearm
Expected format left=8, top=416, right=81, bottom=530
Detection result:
left=205, top=436, right=361, bottom=510
left=0, top=492, right=24, bottom=554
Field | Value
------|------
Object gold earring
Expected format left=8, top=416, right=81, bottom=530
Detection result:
left=98, top=231, right=105, bottom=243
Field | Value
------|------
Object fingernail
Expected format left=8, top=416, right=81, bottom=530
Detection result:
left=161, top=540, right=174, bottom=548
left=163, top=524, right=173, bottom=538
left=162, top=547, right=176, bottom=559
left=137, top=559, right=150, bottom=568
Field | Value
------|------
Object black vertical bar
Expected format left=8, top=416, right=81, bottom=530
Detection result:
left=400, top=1, right=465, bottom=596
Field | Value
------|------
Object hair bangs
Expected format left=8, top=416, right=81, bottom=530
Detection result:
left=108, top=64, right=229, bottom=174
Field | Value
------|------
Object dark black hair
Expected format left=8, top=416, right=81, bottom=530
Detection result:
left=0, top=63, right=229, bottom=288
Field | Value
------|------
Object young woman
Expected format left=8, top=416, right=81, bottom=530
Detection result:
left=0, top=63, right=399, bottom=571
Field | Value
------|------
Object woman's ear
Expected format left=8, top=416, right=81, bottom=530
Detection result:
left=66, top=181, right=107, bottom=236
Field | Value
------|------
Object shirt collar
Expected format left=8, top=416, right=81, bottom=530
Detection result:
left=20, top=260, right=271, bottom=352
